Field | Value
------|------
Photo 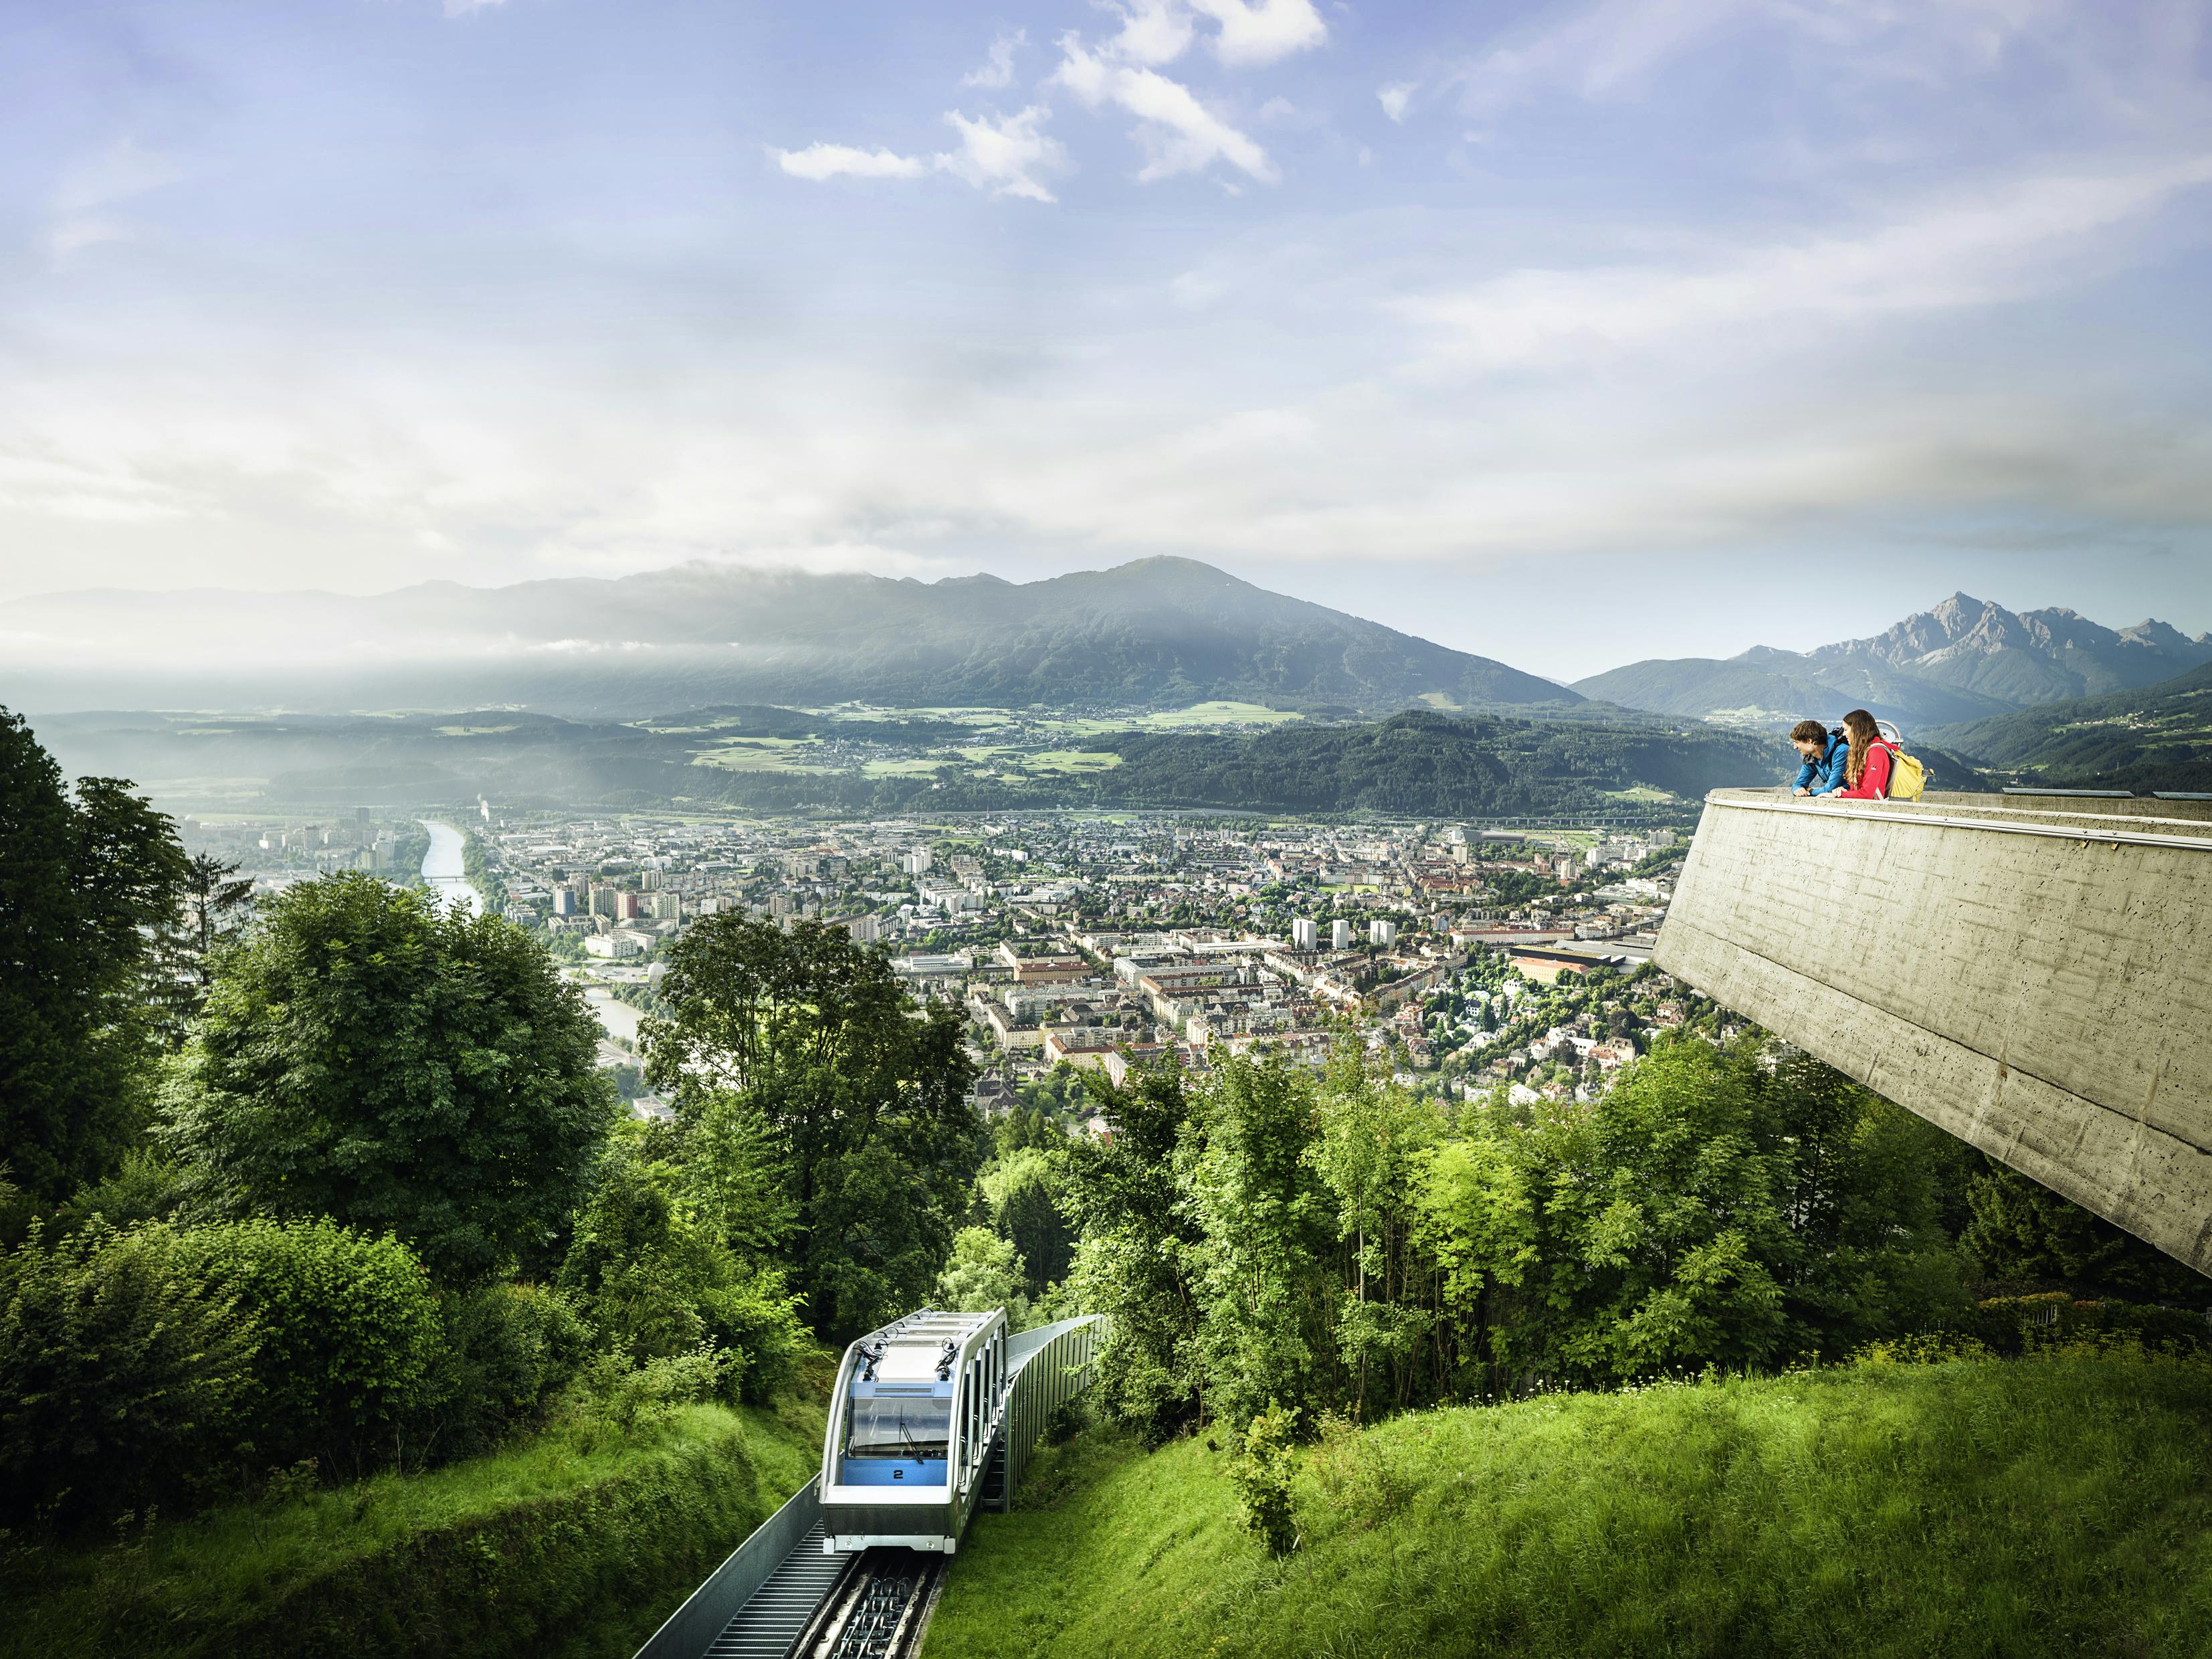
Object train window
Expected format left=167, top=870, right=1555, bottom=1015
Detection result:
left=844, top=1391, right=951, bottom=1460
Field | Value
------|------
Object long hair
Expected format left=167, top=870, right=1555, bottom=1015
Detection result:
left=1841, top=708, right=1882, bottom=785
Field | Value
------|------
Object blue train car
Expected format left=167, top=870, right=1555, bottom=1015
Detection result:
left=819, top=1307, right=1008, bottom=1555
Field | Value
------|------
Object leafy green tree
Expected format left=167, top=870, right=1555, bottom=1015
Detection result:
left=1418, top=1038, right=1967, bottom=1391
left=641, top=916, right=979, bottom=1337
left=1063, top=1062, right=1207, bottom=1442
left=169, top=1216, right=447, bottom=1475
left=165, top=874, right=616, bottom=1281
left=981, top=1147, right=1074, bottom=1297
left=934, top=1226, right=1025, bottom=1314
left=1189, top=1054, right=1336, bottom=1430
left=557, top=1137, right=805, bottom=1403
left=1309, top=1052, right=1438, bottom=1419
left=0, top=709, right=187, bottom=1196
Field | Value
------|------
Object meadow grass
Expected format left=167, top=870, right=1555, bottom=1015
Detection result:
left=1, top=1386, right=829, bottom=1659
left=923, top=1354, right=2212, bottom=1659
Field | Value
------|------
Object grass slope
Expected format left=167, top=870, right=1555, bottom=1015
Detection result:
left=925, top=1355, right=2212, bottom=1659
left=1, top=1386, right=827, bottom=1659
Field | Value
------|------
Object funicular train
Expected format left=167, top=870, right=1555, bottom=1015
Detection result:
left=818, top=1306, right=1009, bottom=1555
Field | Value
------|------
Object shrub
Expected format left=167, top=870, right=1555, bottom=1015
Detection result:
left=557, top=1345, right=730, bottom=1445
left=429, top=1282, right=594, bottom=1457
left=169, top=1218, right=446, bottom=1476
left=1229, top=1402, right=1300, bottom=1557
left=698, top=1265, right=807, bottom=1405
left=558, top=1155, right=808, bottom=1405
left=0, top=1222, right=260, bottom=1529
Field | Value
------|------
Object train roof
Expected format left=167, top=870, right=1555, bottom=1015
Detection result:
left=843, top=1308, right=1003, bottom=1383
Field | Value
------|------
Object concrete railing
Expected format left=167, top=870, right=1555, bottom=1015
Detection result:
left=1655, top=788, right=2212, bottom=1273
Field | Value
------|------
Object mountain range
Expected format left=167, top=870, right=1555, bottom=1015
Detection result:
left=1575, top=593, right=2212, bottom=733
left=2, top=557, right=1577, bottom=718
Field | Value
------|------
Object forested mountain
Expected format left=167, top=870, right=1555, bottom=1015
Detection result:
left=28, top=705, right=1783, bottom=819
left=1090, top=710, right=1777, bottom=817
left=1575, top=593, right=2212, bottom=733
left=1924, top=660, right=2212, bottom=792
left=5, top=557, right=1575, bottom=718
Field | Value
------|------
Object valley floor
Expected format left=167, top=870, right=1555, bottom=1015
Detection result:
left=924, top=1353, right=2212, bottom=1659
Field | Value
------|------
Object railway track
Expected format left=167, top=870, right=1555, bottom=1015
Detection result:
left=789, top=1548, right=944, bottom=1659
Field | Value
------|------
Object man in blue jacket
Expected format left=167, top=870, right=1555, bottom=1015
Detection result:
left=1789, top=719, right=1849, bottom=797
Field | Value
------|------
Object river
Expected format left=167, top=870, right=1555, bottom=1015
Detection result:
left=418, top=819, right=484, bottom=917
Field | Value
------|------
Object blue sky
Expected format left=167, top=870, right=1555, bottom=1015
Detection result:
left=5, top=0, right=2212, bottom=677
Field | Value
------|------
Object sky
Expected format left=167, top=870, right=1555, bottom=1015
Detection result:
left=5, top=0, right=2212, bottom=680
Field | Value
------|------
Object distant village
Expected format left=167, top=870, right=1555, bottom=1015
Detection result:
left=183, top=807, right=1728, bottom=1130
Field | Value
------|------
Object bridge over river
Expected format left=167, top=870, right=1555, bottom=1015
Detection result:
left=1656, top=788, right=2212, bottom=1275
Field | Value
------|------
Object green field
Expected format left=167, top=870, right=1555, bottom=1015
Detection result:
left=690, top=737, right=831, bottom=773
left=862, top=758, right=946, bottom=777
left=924, top=1353, right=2212, bottom=1659
left=1026, top=750, right=1124, bottom=774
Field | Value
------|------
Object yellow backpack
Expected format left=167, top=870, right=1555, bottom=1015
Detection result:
left=1888, top=747, right=1928, bottom=801
left=1872, top=722, right=1928, bottom=800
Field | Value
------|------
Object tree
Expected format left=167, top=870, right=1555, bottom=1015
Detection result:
left=165, top=873, right=617, bottom=1281
left=1189, top=1054, right=1336, bottom=1430
left=1062, top=1061, right=1207, bottom=1442
left=981, top=1147, right=1074, bottom=1297
left=1964, top=1161, right=2211, bottom=1304
left=0, top=709, right=187, bottom=1197
left=934, top=1226, right=1025, bottom=1314
left=150, top=852, right=256, bottom=1046
left=641, top=916, right=980, bottom=1338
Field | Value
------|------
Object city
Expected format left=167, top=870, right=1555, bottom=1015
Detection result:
left=186, top=803, right=1712, bottom=1123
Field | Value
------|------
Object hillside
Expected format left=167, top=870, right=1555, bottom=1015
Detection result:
left=2, top=1386, right=830, bottom=1659
left=925, top=1355, right=2212, bottom=1659
left=3, top=558, right=1576, bottom=718
left=1574, top=593, right=2211, bottom=733
left=27, top=706, right=1782, bottom=821
left=1924, top=659, right=2212, bottom=791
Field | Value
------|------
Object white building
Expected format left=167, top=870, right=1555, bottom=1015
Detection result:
left=1291, top=918, right=1318, bottom=951
left=1331, top=919, right=1353, bottom=950
left=1370, top=919, right=1398, bottom=946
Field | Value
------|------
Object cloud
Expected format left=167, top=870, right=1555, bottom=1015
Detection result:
left=1377, top=81, right=1414, bottom=122
left=1102, top=0, right=1197, bottom=67
left=1053, top=38, right=1276, bottom=183
left=772, top=143, right=929, bottom=181
left=1449, top=0, right=2076, bottom=117
left=1401, top=157, right=2212, bottom=369
left=1187, top=0, right=1328, bottom=66
left=962, top=29, right=1026, bottom=89
left=936, top=106, right=1070, bottom=202
left=442, top=0, right=509, bottom=15
left=45, top=136, right=179, bottom=266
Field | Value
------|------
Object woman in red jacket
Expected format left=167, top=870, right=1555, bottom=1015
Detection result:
left=1832, top=708, right=1896, bottom=799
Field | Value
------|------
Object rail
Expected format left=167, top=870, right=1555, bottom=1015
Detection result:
left=633, top=1477, right=828, bottom=1659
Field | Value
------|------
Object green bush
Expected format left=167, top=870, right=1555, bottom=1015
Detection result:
left=170, top=1218, right=445, bottom=1477
left=1963, top=1292, right=2212, bottom=1358
left=53, top=1150, right=187, bottom=1236
left=0, top=1222, right=260, bottom=1529
left=698, top=1266, right=807, bottom=1405
left=430, top=1282, right=593, bottom=1457
left=557, top=1155, right=808, bottom=1405
left=1229, top=1403, right=1299, bottom=1557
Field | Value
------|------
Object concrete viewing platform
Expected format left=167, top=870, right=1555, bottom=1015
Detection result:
left=1655, top=788, right=2212, bottom=1274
